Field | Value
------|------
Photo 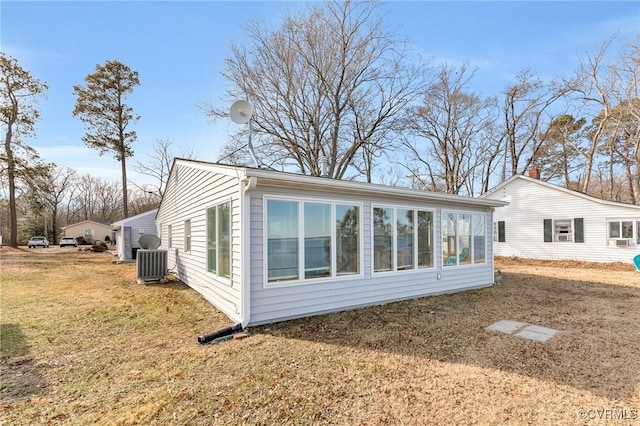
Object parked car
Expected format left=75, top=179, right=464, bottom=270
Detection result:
left=59, top=236, right=77, bottom=247
left=28, top=236, right=49, bottom=248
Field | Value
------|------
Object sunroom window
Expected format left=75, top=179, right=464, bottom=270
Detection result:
left=266, top=198, right=362, bottom=284
left=373, top=207, right=434, bottom=273
left=443, top=211, right=486, bottom=266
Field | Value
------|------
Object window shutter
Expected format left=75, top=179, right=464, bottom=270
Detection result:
left=498, top=221, right=506, bottom=242
left=574, top=218, right=584, bottom=243
left=544, top=219, right=552, bottom=242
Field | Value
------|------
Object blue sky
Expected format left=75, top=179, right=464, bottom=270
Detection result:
left=2, top=1, right=639, bottom=186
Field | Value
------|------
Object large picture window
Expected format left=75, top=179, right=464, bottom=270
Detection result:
left=207, top=202, right=231, bottom=279
left=373, top=206, right=434, bottom=273
left=266, top=198, right=361, bottom=284
left=443, top=211, right=486, bottom=266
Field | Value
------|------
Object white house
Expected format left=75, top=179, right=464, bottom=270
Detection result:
left=111, top=209, right=158, bottom=261
left=156, top=159, right=508, bottom=327
left=483, top=172, right=640, bottom=263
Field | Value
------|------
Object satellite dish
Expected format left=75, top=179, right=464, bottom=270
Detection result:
left=229, top=100, right=261, bottom=168
left=139, top=234, right=161, bottom=250
left=230, top=100, right=253, bottom=124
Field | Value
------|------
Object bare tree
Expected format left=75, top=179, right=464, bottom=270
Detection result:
left=35, top=165, right=77, bottom=243
left=0, top=52, right=48, bottom=247
left=400, top=62, right=497, bottom=195
left=204, top=0, right=423, bottom=179
left=500, top=69, right=567, bottom=180
left=68, top=174, right=122, bottom=223
left=134, top=137, right=194, bottom=197
left=607, top=37, right=639, bottom=204
left=563, top=36, right=625, bottom=195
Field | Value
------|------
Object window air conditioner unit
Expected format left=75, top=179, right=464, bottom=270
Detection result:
left=615, top=239, right=630, bottom=247
left=557, top=234, right=571, bottom=242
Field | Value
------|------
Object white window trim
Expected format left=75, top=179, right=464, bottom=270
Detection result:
left=606, top=218, right=639, bottom=248
left=371, top=204, right=436, bottom=275
left=184, top=219, right=191, bottom=252
left=263, top=195, right=364, bottom=288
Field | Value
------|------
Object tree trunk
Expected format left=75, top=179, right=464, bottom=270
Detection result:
left=121, top=154, right=128, bottom=218
left=4, top=117, right=18, bottom=248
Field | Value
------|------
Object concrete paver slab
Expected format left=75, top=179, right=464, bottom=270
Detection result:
left=486, top=320, right=559, bottom=342
left=516, top=328, right=555, bottom=342
left=485, top=320, right=528, bottom=334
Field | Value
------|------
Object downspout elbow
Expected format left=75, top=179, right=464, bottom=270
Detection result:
left=243, top=176, right=257, bottom=194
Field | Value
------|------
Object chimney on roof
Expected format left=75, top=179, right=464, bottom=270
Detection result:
left=319, top=156, right=329, bottom=178
left=528, top=168, right=541, bottom=179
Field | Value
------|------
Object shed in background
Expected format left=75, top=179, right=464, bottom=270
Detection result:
left=111, top=209, right=158, bottom=261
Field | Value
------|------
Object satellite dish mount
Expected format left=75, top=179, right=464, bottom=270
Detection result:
left=230, top=100, right=261, bottom=168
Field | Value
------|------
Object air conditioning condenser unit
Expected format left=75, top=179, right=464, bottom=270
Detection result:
left=136, top=249, right=168, bottom=284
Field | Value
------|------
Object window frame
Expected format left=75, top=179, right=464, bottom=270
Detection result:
left=442, top=210, right=487, bottom=267
left=184, top=219, right=191, bottom=252
left=607, top=218, right=640, bottom=247
left=263, top=195, right=363, bottom=287
left=553, top=219, right=573, bottom=242
left=207, top=201, right=232, bottom=281
left=371, top=205, right=435, bottom=274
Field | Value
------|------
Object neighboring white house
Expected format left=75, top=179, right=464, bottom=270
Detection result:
left=483, top=172, right=640, bottom=263
left=155, top=159, right=507, bottom=327
left=111, top=209, right=158, bottom=261
left=62, top=220, right=112, bottom=244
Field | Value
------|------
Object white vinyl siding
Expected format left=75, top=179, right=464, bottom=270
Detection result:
left=485, top=175, right=640, bottom=263
left=156, top=163, right=242, bottom=322
left=250, top=185, right=494, bottom=325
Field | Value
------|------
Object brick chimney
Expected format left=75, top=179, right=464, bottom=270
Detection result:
left=528, top=168, right=540, bottom=179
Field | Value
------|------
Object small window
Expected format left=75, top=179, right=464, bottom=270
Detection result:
left=184, top=220, right=191, bottom=252
left=167, top=224, right=172, bottom=248
left=495, top=221, right=505, bottom=243
left=554, top=219, right=573, bottom=242
left=607, top=219, right=639, bottom=247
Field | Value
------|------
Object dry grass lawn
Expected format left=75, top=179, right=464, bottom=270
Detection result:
left=1, top=248, right=639, bottom=425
